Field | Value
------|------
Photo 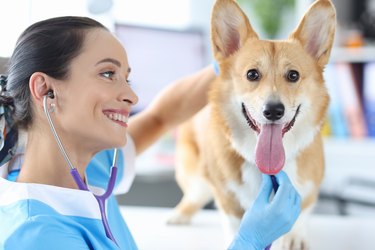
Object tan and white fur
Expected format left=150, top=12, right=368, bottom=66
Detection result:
left=168, top=0, right=336, bottom=249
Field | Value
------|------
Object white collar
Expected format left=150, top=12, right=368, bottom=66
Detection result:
left=0, top=177, right=101, bottom=219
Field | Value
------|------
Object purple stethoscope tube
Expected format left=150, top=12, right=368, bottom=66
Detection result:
left=265, top=175, right=279, bottom=250
left=70, top=162, right=118, bottom=244
left=43, top=92, right=118, bottom=245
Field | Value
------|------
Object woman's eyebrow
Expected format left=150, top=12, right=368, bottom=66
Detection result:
left=96, top=58, right=121, bottom=67
left=96, top=58, right=131, bottom=74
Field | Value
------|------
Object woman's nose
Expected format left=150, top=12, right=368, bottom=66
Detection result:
left=121, top=83, right=138, bottom=105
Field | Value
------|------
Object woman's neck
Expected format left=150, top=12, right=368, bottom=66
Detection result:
left=16, top=131, right=93, bottom=189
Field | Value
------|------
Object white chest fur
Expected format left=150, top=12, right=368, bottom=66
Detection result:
left=226, top=160, right=314, bottom=212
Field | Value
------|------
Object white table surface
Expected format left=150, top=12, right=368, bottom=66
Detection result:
left=120, top=206, right=375, bottom=250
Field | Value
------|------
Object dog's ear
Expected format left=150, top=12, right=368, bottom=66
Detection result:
left=211, top=0, right=258, bottom=61
left=289, top=0, right=336, bottom=67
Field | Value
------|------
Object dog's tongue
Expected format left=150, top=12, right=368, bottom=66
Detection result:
left=255, top=124, right=285, bottom=175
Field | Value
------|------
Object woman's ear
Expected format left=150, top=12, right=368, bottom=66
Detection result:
left=29, top=72, right=53, bottom=107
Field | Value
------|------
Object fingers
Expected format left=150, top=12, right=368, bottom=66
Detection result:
left=274, top=170, right=289, bottom=185
left=285, top=190, right=301, bottom=231
left=294, top=188, right=302, bottom=206
left=271, top=172, right=291, bottom=204
left=271, top=171, right=301, bottom=210
left=292, top=189, right=302, bottom=219
left=254, top=174, right=273, bottom=206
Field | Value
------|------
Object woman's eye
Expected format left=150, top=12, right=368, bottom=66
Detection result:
left=247, top=69, right=261, bottom=81
left=286, top=70, right=300, bottom=82
left=100, top=71, right=115, bottom=79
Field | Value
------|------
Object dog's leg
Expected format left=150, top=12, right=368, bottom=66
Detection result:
left=209, top=186, right=247, bottom=247
left=271, top=213, right=310, bottom=250
left=219, top=212, right=242, bottom=247
left=270, top=203, right=314, bottom=250
left=167, top=123, right=213, bottom=225
left=281, top=207, right=312, bottom=250
left=167, top=175, right=213, bottom=224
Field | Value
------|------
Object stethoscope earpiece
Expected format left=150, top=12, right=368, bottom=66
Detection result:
left=42, top=89, right=118, bottom=245
left=47, top=90, right=55, bottom=99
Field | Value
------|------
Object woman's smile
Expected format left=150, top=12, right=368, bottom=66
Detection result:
left=103, top=109, right=129, bottom=127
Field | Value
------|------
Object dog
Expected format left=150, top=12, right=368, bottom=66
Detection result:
left=168, top=0, right=336, bottom=249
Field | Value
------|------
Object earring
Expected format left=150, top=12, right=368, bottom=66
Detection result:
left=49, top=103, right=55, bottom=113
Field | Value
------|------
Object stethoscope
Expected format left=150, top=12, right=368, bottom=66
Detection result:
left=43, top=90, right=118, bottom=245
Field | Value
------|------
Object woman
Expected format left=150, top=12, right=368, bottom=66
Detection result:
left=0, top=16, right=300, bottom=249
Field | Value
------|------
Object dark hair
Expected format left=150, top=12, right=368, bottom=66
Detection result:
left=0, top=16, right=107, bottom=129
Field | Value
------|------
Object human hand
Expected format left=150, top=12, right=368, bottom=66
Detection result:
left=228, top=171, right=301, bottom=250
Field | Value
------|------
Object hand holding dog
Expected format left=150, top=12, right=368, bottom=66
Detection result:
left=229, top=171, right=301, bottom=250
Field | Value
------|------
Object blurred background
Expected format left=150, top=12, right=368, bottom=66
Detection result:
left=1, top=0, right=374, bottom=219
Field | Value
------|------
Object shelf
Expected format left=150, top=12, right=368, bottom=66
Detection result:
left=320, top=137, right=375, bottom=214
left=330, top=46, right=375, bottom=63
left=323, top=137, right=375, bottom=165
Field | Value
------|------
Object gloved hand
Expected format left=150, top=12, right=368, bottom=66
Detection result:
left=228, top=171, right=301, bottom=250
left=212, top=60, right=220, bottom=75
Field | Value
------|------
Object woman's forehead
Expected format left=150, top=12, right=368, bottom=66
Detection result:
left=77, top=28, right=129, bottom=68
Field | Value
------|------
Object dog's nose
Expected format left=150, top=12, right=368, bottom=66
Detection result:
left=263, top=102, right=285, bottom=121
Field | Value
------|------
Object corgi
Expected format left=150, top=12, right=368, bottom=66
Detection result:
left=168, top=0, right=336, bottom=249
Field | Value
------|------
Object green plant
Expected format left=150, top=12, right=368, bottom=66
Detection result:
left=237, top=0, right=295, bottom=38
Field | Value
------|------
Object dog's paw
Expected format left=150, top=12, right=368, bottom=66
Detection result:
left=280, top=233, right=309, bottom=250
left=166, top=212, right=191, bottom=225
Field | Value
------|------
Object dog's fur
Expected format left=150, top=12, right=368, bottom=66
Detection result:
left=168, top=0, right=336, bottom=249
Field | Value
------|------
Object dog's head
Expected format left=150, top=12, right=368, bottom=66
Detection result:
left=210, top=0, right=336, bottom=174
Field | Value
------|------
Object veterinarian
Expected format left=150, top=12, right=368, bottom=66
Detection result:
left=0, top=16, right=301, bottom=250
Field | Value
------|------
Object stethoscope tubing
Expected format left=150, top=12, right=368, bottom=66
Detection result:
left=43, top=93, right=118, bottom=245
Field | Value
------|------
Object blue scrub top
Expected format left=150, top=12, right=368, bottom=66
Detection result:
left=0, top=145, right=138, bottom=250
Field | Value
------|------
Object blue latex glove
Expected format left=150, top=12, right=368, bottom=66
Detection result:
left=212, top=60, right=220, bottom=75
left=228, top=171, right=301, bottom=250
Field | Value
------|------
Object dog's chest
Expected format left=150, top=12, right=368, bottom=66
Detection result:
left=226, top=161, right=263, bottom=210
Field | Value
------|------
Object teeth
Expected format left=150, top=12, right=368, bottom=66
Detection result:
left=106, top=113, right=128, bottom=123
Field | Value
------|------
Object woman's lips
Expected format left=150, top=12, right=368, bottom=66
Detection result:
left=103, top=110, right=130, bottom=127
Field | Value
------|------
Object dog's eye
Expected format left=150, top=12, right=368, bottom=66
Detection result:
left=286, top=70, right=300, bottom=82
left=247, top=69, right=261, bottom=81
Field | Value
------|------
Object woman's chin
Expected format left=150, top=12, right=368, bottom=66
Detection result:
left=113, top=137, right=127, bottom=149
